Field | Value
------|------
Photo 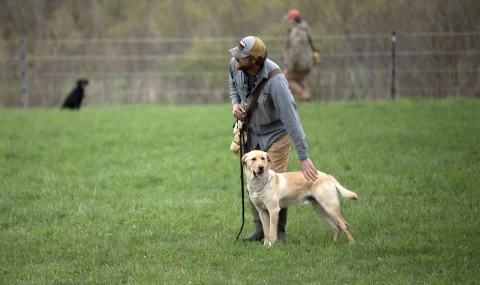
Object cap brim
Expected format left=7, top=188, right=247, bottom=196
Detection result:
left=229, top=47, right=248, bottom=58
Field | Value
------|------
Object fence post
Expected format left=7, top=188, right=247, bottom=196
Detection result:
left=391, top=31, right=396, bottom=100
left=20, top=38, right=29, bottom=110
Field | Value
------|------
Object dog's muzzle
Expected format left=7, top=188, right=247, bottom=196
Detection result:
left=253, top=166, right=265, bottom=180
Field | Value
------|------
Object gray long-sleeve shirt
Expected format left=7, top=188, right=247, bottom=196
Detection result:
left=229, top=57, right=309, bottom=160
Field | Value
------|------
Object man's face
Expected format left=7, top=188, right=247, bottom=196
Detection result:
left=235, top=56, right=255, bottom=71
left=286, top=17, right=295, bottom=25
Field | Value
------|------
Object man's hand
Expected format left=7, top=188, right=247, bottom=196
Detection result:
left=232, top=103, right=246, bottom=120
left=300, top=158, right=318, bottom=181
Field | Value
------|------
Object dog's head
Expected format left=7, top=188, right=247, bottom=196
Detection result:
left=76, top=79, right=89, bottom=88
left=242, top=150, right=271, bottom=181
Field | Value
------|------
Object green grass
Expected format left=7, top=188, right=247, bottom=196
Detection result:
left=1, top=99, right=479, bottom=284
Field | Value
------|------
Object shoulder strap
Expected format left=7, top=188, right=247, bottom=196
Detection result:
left=245, top=68, right=282, bottom=122
left=308, top=34, right=316, bottom=52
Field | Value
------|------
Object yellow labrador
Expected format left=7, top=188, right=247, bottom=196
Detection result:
left=242, top=150, right=358, bottom=247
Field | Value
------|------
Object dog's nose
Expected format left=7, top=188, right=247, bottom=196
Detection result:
left=259, top=166, right=264, bottom=171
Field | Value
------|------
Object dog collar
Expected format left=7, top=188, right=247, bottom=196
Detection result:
left=263, top=173, right=270, bottom=186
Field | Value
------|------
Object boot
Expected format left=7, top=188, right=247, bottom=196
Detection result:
left=242, top=199, right=264, bottom=242
left=277, top=207, right=288, bottom=242
left=243, top=200, right=289, bottom=242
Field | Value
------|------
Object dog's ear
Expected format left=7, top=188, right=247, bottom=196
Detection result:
left=241, top=153, right=248, bottom=165
left=266, top=153, right=272, bottom=163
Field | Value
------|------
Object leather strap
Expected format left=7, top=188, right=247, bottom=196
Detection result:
left=245, top=68, right=282, bottom=122
left=308, top=33, right=316, bottom=52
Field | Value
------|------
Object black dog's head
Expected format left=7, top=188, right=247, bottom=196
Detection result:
left=76, top=79, right=89, bottom=88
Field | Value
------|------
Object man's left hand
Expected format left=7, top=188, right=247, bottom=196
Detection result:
left=300, top=158, right=318, bottom=181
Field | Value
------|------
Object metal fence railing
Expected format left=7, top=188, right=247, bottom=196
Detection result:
left=1, top=31, right=479, bottom=109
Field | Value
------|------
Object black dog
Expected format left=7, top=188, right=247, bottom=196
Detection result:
left=61, top=79, right=89, bottom=109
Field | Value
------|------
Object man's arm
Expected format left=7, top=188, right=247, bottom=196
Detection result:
left=270, top=75, right=318, bottom=181
left=270, top=76, right=308, bottom=160
left=229, top=58, right=241, bottom=105
left=229, top=58, right=246, bottom=119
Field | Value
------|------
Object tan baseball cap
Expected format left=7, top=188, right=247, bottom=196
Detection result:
left=229, top=36, right=266, bottom=59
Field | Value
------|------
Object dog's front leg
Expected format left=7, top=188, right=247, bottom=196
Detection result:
left=258, top=210, right=270, bottom=245
left=265, top=207, right=280, bottom=247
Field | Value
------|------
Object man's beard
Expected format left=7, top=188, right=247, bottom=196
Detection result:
left=236, top=60, right=255, bottom=71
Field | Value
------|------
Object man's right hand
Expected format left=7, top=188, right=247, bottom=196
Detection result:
left=232, top=103, right=246, bottom=120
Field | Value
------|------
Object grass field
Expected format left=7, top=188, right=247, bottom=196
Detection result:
left=1, top=99, right=479, bottom=284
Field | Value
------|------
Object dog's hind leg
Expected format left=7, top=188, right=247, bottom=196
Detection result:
left=313, top=184, right=354, bottom=243
left=336, top=211, right=354, bottom=243
left=311, top=201, right=340, bottom=242
left=321, top=203, right=354, bottom=243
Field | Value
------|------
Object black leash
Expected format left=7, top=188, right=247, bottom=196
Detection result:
left=232, top=69, right=280, bottom=241
left=235, top=119, right=247, bottom=240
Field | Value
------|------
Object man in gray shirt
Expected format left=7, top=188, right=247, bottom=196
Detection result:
left=229, top=36, right=318, bottom=242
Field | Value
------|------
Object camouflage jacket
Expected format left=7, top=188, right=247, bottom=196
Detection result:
left=283, top=20, right=314, bottom=72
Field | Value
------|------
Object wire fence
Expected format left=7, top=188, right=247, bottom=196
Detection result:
left=1, top=31, right=479, bottom=108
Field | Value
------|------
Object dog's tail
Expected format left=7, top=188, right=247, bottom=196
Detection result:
left=328, top=174, right=358, bottom=200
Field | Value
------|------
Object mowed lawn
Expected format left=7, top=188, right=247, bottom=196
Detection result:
left=1, top=99, right=479, bottom=284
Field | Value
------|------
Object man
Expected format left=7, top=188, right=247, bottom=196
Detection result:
left=283, top=9, right=315, bottom=101
left=228, top=36, right=318, bottom=242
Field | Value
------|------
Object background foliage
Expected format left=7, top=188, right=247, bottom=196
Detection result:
left=0, top=1, right=479, bottom=106
left=2, top=0, right=479, bottom=40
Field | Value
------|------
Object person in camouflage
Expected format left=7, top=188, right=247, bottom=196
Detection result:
left=283, top=9, right=314, bottom=101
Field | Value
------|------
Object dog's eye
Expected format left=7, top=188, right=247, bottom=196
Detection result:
left=252, top=158, right=256, bottom=161
left=261, top=157, right=265, bottom=160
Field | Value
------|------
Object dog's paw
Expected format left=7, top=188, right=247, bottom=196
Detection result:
left=263, top=239, right=275, bottom=247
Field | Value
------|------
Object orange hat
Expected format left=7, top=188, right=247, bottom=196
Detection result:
left=284, top=9, right=301, bottom=20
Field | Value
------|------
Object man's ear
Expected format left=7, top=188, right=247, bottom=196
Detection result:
left=242, top=153, right=248, bottom=165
